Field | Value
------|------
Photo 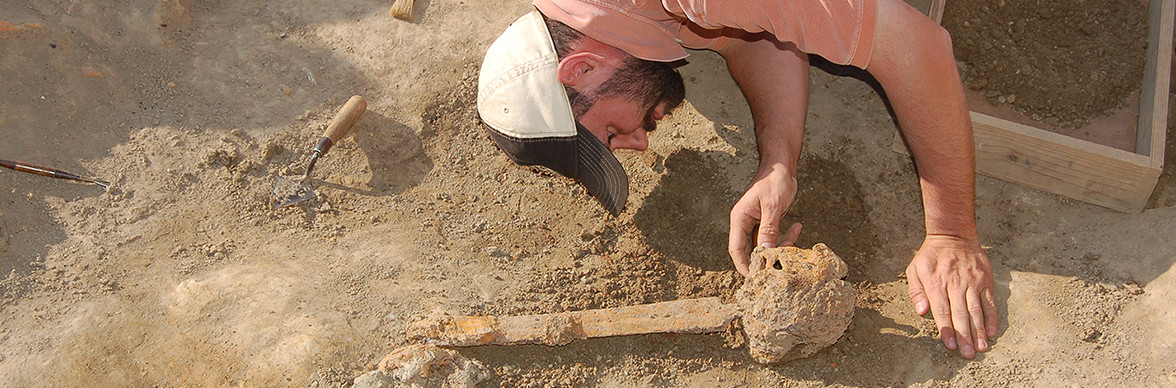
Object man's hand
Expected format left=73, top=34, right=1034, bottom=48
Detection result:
left=716, top=34, right=809, bottom=277
left=905, top=235, right=998, bottom=359
left=728, top=163, right=803, bottom=276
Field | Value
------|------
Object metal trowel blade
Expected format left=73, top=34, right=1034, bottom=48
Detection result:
left=271, top=175, right=316, bottom=209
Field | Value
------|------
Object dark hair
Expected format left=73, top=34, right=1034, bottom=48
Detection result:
left=542, top=13, right=685, bottom=118
left=544, top=14, right=584, bottom=59
left=600, top=56, right=685, bottom=118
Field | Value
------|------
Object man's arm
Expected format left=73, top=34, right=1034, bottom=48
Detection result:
left=717, top=33, right=809, bottom=275
left=865, top=0, right=997, bottom=358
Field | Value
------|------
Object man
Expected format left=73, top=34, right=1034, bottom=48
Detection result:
left=477, top=0, right=997, bottom=359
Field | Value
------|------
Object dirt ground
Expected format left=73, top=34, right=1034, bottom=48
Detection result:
left=1, top=0, right=1174, bottom=386
left=946, top=0, right=1150, bottom=129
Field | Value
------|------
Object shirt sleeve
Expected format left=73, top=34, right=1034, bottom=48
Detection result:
left=666, top=0, right=877, bottom=68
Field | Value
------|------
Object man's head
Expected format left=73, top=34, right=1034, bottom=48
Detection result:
left=477, top=10, right=684, bottom=215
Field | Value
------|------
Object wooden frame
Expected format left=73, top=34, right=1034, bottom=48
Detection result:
left=895, top=0, right=1173, bottom=212
left=928, top=0, right=945, bottom=24
left=905, top=0, right=946, bottom=24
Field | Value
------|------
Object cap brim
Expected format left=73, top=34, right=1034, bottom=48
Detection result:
left=573, top=122, right=628, bottom=216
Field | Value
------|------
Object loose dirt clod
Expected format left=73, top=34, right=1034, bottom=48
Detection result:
left=353, top=344, right=490, bottom=388
left=156, top=0, right=193, bottom=27
left=405, top=244, right=855, bottom=365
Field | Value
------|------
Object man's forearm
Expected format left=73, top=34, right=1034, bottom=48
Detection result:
left=718, top=33, right=811, bottom=172
left=866, top=6, right=979, bottom=240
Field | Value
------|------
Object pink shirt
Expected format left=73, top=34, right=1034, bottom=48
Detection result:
left=534, top=0, right=877, bottom=68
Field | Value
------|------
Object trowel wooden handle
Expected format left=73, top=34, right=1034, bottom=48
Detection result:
left=313, top=95, right=367, bottom=155
left=408, top=297, right=739, bottom=347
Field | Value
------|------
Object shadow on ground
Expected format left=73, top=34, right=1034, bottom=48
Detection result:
left=353, top=111, right=432, bottom=195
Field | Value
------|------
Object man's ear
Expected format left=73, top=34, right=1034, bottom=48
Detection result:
left=556, top=52, right=608, bottom=89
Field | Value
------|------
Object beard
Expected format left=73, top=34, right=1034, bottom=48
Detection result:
left=565, top=86, right=596, bottom=117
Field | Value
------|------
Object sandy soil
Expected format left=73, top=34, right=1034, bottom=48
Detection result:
left=1, top=0, right=1174, bottom=386
left=947, top=0, right=1150, bottom=129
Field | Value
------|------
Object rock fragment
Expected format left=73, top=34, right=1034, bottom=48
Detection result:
left=353, top=344, right=490, bottom=388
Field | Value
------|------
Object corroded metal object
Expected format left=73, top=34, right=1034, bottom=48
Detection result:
left=406, top=244, right=855, bottom=364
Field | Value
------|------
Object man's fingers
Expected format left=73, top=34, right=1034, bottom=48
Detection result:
left=931, top=302, right=954, bottom=350
left=755, top=215, right=780, bottom=249
left=922, top=279, right=955, bottom=350
left=727, top=242, right=751, bottom=276
left=728, top=209, right=756, bottom=276
left=949, top=290, right=975, bottom=358
left=908, top=267, right=959, bottom=350
left=983, top=287, right=999, bottom=338
left=906, top=267, right=930, bottom=316
left=967, top=289, right=988, bottom=352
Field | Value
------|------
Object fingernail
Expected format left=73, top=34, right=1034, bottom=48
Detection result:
left=760, top=242, right=775, bottom=248
left=979, top=339, right=988, bottom=351
left=963, top=345, right=974, bottom=357
left=915, top=301, right=928, bottom=315
left=947, top=337, right=957, bottom=350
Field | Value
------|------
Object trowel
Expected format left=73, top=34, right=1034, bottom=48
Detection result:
left=270, top=95, right=366, bottom=209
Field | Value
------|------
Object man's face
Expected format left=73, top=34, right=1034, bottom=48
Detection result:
left=557, top=38, right=680, bottom=152
left=577, top=96, right=667, bottom=152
